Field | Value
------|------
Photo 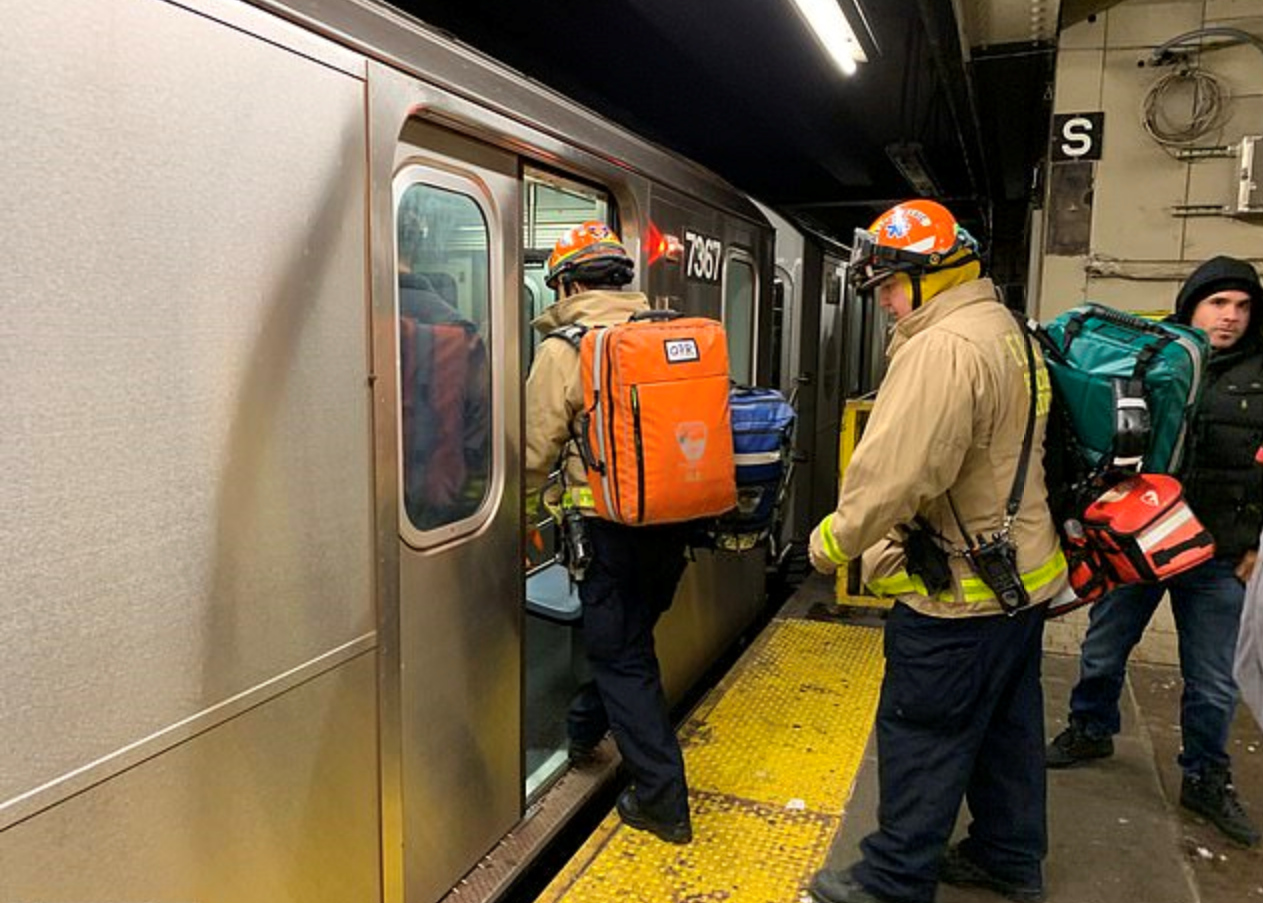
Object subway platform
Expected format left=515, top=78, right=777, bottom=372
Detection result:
left=536, top=572, right=1263, bottom=903
left=813, top=572, right=1263, bottom=903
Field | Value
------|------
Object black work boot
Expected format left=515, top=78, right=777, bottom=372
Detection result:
left=808, top=867, right=905, bottom=903
left=939, top=843, right=1046, bottom=903
left=615, top=788, right=692, bottom=844
left=1045, top=722, right=1113, bottom=768
left=1181, top=766, right=1261, bottom=847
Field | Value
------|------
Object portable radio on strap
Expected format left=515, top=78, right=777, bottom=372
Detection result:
left=548, top=310, right=736, bottom=525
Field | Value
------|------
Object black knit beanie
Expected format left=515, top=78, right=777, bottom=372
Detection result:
left=1173, top=255, right=1263, bottom=325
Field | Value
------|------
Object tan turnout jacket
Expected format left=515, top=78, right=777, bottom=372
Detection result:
left=525, top=289, right=650, bottom=511
left=810, top=278, right=1067, bottom=617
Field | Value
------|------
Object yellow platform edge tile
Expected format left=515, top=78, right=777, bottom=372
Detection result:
left=534, top=618, right=885, bottom=903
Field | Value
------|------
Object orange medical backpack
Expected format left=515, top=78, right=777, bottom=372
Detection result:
left=551, top=311, right=736, bottom=525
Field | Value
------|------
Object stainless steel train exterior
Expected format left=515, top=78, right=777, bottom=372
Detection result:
left=754, top=203, right=890, bottom=552
left=0, top=1, right=779, bottom=902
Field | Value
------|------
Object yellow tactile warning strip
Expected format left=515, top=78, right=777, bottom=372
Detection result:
left=534, top=618, right=885, bottom=903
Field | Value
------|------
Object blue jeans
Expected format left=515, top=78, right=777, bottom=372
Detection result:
left=1068, top=558, right=1245, bottom=776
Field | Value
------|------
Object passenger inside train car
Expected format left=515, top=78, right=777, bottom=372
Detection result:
left=396, top=186, right=491, bottom=531
left=807, top=199, right=1065, bottom=903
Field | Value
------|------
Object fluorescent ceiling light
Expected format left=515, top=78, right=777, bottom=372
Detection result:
left=789, top=0, right=867, bottom=76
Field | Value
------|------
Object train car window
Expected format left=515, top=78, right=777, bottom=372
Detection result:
left=723, top=251, right=756, bottom=384
left=523, top=172, right=611, bottom=253
left=825, top=269, right=842, bottom=306
left=771, top=271, right=789, bottom=391
left=521, top=168, right=611, bottom=373
left=816, top=263, right=846, bottom=399
left=395, top=179, right=493, bottom=539
left=863, top=297, right=892, bottom=393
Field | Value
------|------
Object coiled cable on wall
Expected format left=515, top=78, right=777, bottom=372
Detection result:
left=1138, top=26, right=1263, bottom=155
left=1141, top=65, right=1227, bottom=151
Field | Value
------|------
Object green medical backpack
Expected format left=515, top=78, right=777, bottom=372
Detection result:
left=1036, top=303, right=1209, bottom=477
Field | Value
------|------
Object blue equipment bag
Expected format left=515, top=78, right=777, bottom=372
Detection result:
left=715, top=385, right=796, bottom=545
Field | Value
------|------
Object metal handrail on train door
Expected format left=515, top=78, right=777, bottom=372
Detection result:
left=524, top=468, right=563, bottom=580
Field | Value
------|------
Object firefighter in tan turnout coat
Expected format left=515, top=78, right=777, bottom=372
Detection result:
left=524, top=222, right=694, bottom=845
left=805, top=199, right=1066, bottom=903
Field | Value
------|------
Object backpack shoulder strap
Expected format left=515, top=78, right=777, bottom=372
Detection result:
left=543, top=323, right=588, bottom=351
left=1025, top=315, right=1065, bottom=364
left=540, top=322, right=604, bottom=473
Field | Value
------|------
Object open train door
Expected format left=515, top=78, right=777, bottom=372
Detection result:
left=370, top=69, right=523, bottom=903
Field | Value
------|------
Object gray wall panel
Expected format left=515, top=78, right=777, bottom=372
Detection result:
left=0, top=0, right=373, bottom=813
left=0, top=655, right=380, bottom=903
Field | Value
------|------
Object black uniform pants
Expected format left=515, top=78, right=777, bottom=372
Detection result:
left=852, top=602, right=1047, bottom=903
left=569, top=518, right=690, bottom=821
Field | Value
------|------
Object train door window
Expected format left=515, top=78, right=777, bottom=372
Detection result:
left=864, top=297, right=892, bottom=392
left=522, top=168, right=611, bottom=370
left=771, top=267, right=791, bottom=392
left=723, top=249, right=756, bottom=384
left=840, top=272, right=865, bottom=398
left=395, top=173, right=493, bottom=542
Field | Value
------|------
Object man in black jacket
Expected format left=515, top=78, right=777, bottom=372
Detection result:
left=1047, top=256, right=1263, bottom=847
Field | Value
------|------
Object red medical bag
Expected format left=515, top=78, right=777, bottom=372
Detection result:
left=1051, top=473, right=1215, bottom=616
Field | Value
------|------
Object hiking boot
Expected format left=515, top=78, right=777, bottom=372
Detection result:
left=808, top=867, right=907, bottom=903
left=939, top=844, right=1046, bottom=903
left=615, top=788, right=692, bottom=844
left=1045, top=722, right=1113, bottom=768
left=1181, top=767, right=1261, bottom=847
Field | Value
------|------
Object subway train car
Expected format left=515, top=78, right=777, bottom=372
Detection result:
left=0, top=1, right=788, bottom=902
left=754, top=203, right=889, bottom=556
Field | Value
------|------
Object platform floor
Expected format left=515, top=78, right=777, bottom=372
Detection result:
left=815, top=573, right=1263, bottom=903
left=535, top=572, right=1263, bottom=902
left=534, top=599, right=885, bottom=902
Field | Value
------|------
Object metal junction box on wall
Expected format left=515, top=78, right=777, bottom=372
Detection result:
left=1236, top=135, right=1263, bottom=218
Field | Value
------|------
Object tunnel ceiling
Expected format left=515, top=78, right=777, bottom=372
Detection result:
left=398, top=0, right=1057, bottom=257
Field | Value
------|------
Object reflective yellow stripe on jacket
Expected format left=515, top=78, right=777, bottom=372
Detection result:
left=818, top=513, right=848, bottom=564
left=867, top=548, right=1067, bottom=605
left=543, top=486, right=596, bottom=522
